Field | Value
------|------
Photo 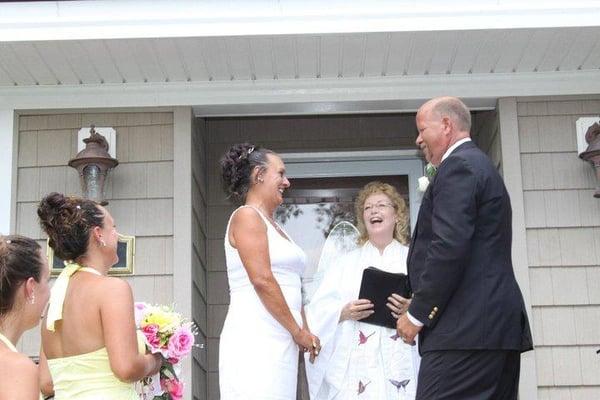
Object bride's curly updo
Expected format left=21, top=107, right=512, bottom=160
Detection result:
left=220, top=143, right=274, bottom=204
left=37, top=192, right=104, bottom=261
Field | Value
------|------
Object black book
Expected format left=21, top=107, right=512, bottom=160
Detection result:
left=357, top=266, right=412, bottom=329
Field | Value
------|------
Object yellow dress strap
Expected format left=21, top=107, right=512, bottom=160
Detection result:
left=46, top=261, right=83, bottom=332
left=0, top=332, right=17, bottom=352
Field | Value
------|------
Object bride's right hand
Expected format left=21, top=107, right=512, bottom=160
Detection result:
left=292, top=327, right=321, bottom=363
left=339, top=299, right=374, bottom=322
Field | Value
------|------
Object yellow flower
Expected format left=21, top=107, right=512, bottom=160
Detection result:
left=142, top=308, right=181, bottom=333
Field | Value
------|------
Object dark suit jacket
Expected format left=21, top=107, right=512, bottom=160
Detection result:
left=407, top=141, right=533, bottom=354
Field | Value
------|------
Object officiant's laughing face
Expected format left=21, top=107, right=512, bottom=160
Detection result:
left=362, top=193, right=397, bottom=241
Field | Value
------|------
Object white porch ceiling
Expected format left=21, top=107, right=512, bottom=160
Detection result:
left=2, top=27, right=600, bottom=87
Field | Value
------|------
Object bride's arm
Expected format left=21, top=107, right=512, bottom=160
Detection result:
left=231, top=208, right=318, bottom=351
left=100, top=278, right=162, bottom=382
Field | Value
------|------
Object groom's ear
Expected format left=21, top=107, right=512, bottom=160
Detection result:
left=441, top=116, right=453, bottom=135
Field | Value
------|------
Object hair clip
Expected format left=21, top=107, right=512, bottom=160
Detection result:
left=238, top=146, right=256, bottom=161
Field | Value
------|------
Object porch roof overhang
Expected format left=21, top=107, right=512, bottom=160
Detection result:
left=1, top=0, right=600, bottom=115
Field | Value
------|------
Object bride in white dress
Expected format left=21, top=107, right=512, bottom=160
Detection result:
left=219, top=143, right=321, bottom=400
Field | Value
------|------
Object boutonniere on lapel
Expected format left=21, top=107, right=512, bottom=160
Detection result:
left=417, top=163, right=437, bottom=192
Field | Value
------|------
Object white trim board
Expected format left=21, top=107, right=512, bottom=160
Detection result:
left=2, top=1, right=600, bottom=41
left=2, top=70, right=600, bottom=115
left=0, top=110, right=15, bottom=235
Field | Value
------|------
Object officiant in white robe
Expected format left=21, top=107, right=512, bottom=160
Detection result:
left=305, top=182, right=420, bottom=400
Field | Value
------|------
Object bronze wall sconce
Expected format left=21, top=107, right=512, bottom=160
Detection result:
left=69, top=125, right=118, bottom=204
left=579, top=122, right=600, bottom=198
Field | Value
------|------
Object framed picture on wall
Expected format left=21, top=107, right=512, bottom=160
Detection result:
left=48, top=234, right=135, bottom=276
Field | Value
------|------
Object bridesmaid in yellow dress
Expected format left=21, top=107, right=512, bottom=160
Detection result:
left=37, top=193, right=162, bottom=399
left=0, top=235, right=51, bottom=400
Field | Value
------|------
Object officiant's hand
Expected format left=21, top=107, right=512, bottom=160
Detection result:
left=340, top=299, right=374, bottom=322
left=387, top=293, right=411, bottom=319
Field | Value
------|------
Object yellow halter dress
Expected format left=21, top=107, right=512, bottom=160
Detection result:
left=45, top=262, right=144, bottom=400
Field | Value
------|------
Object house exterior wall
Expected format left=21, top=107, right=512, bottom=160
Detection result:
left=13, top=110, right=176, bottom=360
left=473, top=110, right=502, bottom=172
left=517, top=97, right=600, bottom=399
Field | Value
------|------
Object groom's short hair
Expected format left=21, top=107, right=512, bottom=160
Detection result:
left=431, top=97, right=472, bottom=133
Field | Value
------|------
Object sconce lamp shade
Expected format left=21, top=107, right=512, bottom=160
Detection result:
left=579, top=122, right=600, bottom=198
left=68, top=126, right=118, bottom=204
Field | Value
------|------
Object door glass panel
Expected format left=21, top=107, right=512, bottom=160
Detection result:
left=275, top=175, right=409, bottom=300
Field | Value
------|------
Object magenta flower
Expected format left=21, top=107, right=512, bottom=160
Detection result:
left=142, top=324, right=161, bottom=349
left=161, top=378, right=184, bottom=400
left=167, top=326, right=194, bottom=360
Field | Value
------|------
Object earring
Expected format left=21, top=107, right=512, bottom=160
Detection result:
left=100, top=240, right=106, bottom=247
left=257, top=176, right=264, bottom=183
left=29, top=293, right=35, bottom=305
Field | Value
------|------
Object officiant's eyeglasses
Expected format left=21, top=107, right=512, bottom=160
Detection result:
left=363, top=202, right=394, bottom=212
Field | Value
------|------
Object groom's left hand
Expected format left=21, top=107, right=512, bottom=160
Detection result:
left=396, top=314, right=422, bottom=346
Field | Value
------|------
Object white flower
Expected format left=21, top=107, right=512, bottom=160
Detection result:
left=418, top=176, right=430, bottom=192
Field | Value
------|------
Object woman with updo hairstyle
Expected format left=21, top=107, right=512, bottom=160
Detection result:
left=0, top=235, right=50, bottom=400
left=305, top=182, right=419, bottom=400
left=36, top=192, right=161, bottom=400
left=218, top=143, right=320, bottom=399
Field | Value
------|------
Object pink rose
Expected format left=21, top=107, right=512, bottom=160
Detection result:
left=142, top=324, right=161, bottom=348
left=167, top=327, right=194, bottom=360
left=161, top=378, right=184, bottom=400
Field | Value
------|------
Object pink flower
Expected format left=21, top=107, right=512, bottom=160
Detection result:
left=167, top=326, right=194, bottom=360
left=161, top=378, right=184, bottom=400
left=134, top=302, right=148, bottom=326
left=142, top=324, right=161, bottom=348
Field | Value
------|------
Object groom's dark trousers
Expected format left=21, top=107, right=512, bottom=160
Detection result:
left=417, top=350, right=520, bottom=399
left=406, top=141, right=533, bottom=400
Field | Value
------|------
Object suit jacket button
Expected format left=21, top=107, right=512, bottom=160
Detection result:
left=433, top=307, right=439, bottom=312
left=428, top=314, right=434, bottom=320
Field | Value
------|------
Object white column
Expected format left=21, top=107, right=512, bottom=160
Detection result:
left=497, top=97, right=538, bottom=399
left=172, top=106, right=193, bottom=400
left=0, top=109, right=15, bottom=235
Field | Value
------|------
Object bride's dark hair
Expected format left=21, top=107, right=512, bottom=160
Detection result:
left=220, top=143, right=274, bottom=204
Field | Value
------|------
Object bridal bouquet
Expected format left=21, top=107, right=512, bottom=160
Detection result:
left=134, top=302, right=198, bottom=400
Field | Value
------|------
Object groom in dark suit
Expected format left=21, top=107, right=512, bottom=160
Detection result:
left=396, top=97, right=533, bottom=399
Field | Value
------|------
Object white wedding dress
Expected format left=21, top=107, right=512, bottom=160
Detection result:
left=219, top=205, right=307, bottom=400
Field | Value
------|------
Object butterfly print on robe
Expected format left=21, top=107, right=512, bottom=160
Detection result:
left=358, top=330, right=375, bottom=345
left=390, top=332, right=401, bottom=341
left=389, top=379, right=410, bottom=392
left=357, top=380, right=371, bottom=394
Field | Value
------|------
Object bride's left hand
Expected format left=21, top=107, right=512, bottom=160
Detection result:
left=387, top=293, right=411, bottom=319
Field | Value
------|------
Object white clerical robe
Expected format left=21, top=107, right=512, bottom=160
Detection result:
left=305, top=240, right=419, bottom=400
